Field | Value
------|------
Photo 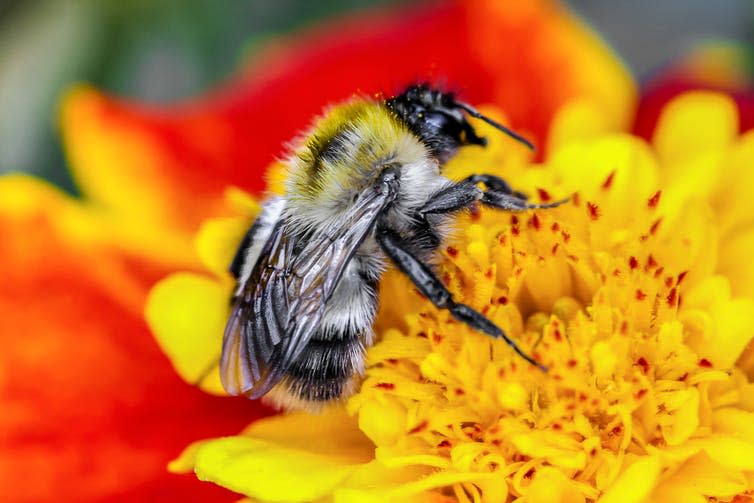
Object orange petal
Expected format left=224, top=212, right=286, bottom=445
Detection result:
left=468, top=0, right=636, bottom=147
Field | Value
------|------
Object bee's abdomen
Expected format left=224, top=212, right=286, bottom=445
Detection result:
left=285, top=337, right=363, bottom=402
left=282, top=261, right=380, bottom=403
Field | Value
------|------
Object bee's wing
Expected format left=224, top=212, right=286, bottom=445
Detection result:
left=221, top=177, right=397, bottom=399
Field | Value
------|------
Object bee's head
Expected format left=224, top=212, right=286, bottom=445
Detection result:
left=385, top=84, right=534, bottom=162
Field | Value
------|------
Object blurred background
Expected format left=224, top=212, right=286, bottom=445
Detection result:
left=0, top=0, right=752, bottom=193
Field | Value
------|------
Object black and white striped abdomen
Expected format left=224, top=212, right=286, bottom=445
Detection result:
left=230, top=196, right=383, bottom=409
left=280, top=256, right=380, bottom=405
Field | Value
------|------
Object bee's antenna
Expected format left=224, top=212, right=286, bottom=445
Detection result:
left=454, top=101, right=535, bottom=151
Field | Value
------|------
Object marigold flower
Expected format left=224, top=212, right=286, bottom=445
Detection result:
left=9, top=0, right=752, bottom=501
left=151, top=93, right=754, bottom=501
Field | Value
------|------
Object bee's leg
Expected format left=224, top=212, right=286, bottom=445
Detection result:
left=419, top=181, right=482, bottom=216
left=420, top=180, right=565, bottom=216
left=480, top=190, right=567, bottom=211
left=464, top=174, right=528, bottom=200
left=376, top=227, right=546, bottom=371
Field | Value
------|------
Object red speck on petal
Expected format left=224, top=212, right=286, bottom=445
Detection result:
left=416, top=331, right=428, bottom=338
left=612, top=268, right=621, bottom=277
left=629, top=256, right=639, bottom=269
left=433, top=333, right=443, bottom=344
left=731, top=495, right=754, bottom=503
left=481, top=305, right=490, bottom=315
left=667, top=287, right=678, bottom=307
left=650, top=218, right=662, bottom=235
left=654, top=266, right=664, bottom=278
left=562, top=231, right=571, bottom=242
left=572, top=193, right=581, bottom=206
left=602, top=171, right=616, bottom=190
left=587, top=202, right=600, bottom=220
left=408, top=420, right=428, bottom=434
left=553, top=329, right=562, bottom=341
left=498, top=234, right=507, bottom=246
left=552, top=422, right=563, bottom=431
left=635, top=357, right=650, bottom=374
left=635, top=289, right=647, bottom=300
left=664, top=276, right=674, bottom=288
left=484, top=268, right=493, bottom=279
left=566, top=359, right=577, bottom=368
left=635, top=389, right=648, bottom=400
left=511, top=215, right=519, bottom=226
left=699, top=358, right=713, bottom=368
left=438, top=440, right=452, bottom=448
left=511, top=226, right=520, bottom=236
left=677, top=271, right=688, bottom=284
left=537, top=188, right=552, bottom=202
left=376, top=382, right=395, bottom=390
left=454, top=387, right=465, bottom=396
left=611, top=425, right=623, bottom=436
left=551, top=243, right=559, bottom=256
left=620, top=321, right=628, bottom=335
left=551, top=222, right=560, bottom=232
left=529, top=213, right=541, bottom=230
left=648, top=190, right=662, bottom=209
left=446, top=246, right=458, bottom=257
left=646, top=254, right=658, bottom=269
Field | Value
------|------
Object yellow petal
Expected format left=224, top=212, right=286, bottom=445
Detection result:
left=659, top=388, right=700, bottom=446
left=357, top=395, right=407, bottom=446
left=712, top=407, right=754, bottom=443
left=526, top=466, right=586, bottom=503
left=698, top=434, right=754, bottom=471
left=168, top=439, right=208, bottom=474
left=668, top=452, right=747, bottom=498
left=192, top=409, right=373, bottom=501
left=194, top=216, right=252, bottom=276
left=683, top=276, right=754, bottom=368
left=547, top=98, right=615, bottom=153
left=649, top=481, right=706, bottom=503
left=598, top=456, right=661, bottom=503
left=244, top=407, right=373, bottom=460
left=718, top=226, right=754, bottom=298
left=194, top=436, right=364, bottom=501
left=714, top=131, right=754, bottom=235
left=144, top=272, right=229, bottom=394
left=653, top=92, right=738, bottom=164
left=708, top=298, right=754, bottom=368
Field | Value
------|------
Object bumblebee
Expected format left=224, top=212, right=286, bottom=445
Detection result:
left=221, top=84, right=563, bottom=410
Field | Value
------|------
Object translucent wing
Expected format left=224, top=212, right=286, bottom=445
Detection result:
left=220, top=171, right=398, bottom=399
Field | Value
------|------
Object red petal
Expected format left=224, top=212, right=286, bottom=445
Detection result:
left=0, top=177, right=271, bottom=502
